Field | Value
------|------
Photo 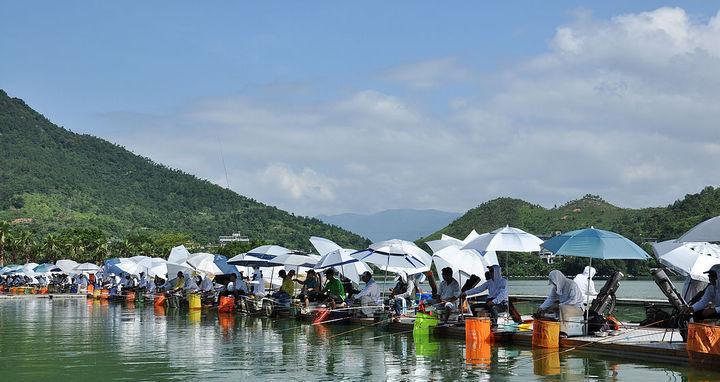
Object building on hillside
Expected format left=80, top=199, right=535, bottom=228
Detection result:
left=219, top=233, right=249, bottom=246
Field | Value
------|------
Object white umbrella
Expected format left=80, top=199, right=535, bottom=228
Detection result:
left=145, top=259, right=169, bottom=279
left=309, top=236, right=343, bottom=256
left=245, top=245, right=292, bottom=259
left=168, top=245, right=192, bottom=264
left=115, top=261, right=142, bottom=276
left=653, top=240, right=720, bottom=282
left=166, top=262, right=194, bottom=279
left=74, top=262, right=101, bottom=273
left=679, top=216, right=720, bottom=243
left=432, top=246, right=488, bottom=285
left=463, top=230, right=482, bottom=244
left=352, top=239, right=431, bottom=269
left=462, top=225, right=542, bottom=253
left=268, top=252, right=319, bottom=268
left=56, top=259, right=79, bottom=274
left=314, top=248, right=372, bottom=284
left=130, top=255, right=152, bottom=263
left=187, top=253, right=224, bottom=275
left=227, top=253, right=272, bottom=267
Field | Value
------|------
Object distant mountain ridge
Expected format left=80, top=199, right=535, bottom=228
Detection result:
left=318, top=208, right=461, bottom=242
left=0, top=89, right=368, bottom=251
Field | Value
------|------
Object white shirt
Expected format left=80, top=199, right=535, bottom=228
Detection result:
left=355, top=279, right=381, bottom=304
left=439, top=279, right=461, bottom=301
left=692, top=283, right=720, bottom=314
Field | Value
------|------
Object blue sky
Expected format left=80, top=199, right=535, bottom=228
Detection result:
left=2, top=2, right=720, bottom=216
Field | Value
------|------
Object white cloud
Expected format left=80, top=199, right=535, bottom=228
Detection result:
left=380, top=57, right=472, bottom=89
left=91, top=6, right=720, bottom=217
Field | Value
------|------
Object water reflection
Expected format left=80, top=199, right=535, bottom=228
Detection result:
left=1, top=299, right=719, bottom=381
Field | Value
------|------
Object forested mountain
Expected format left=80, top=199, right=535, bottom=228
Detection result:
left=0, top=89, right=368, bottom=260
left=318, top=209, right=460, bottom=242
left=421, top=189, right=720, bottom=277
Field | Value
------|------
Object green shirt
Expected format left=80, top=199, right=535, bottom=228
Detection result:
left=324, top=278, right=346, bottom=301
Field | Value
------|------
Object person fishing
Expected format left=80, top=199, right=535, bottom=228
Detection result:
left=687, top=264, right=720, bottom=321
left=433, top=267, right=460, bottom=324
left=296, top=269, right=321, bottom=309
left=573, top=266, right=598, bottom=301
left=460, top=265, right=508, bottom=327
left=353, top=271, right=381, bottom=316
left=536, top=270, right=585, bottom=329
left=389, top=271, right=416, bottom=317
left=320, top=268, right=346, bottom=309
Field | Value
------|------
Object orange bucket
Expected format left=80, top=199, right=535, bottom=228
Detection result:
left=154, top=294, right=166, bottom=307
left=87, top=284, right=95, bottom=295
left=0, top=285, right=5, bottom=293
left=100, top=289, right=110, bottom=299
left=218, top=296, right=235, bottom=313
left=687, top=322, right=720, bottom=355
left=532, top=319, right=560, bottom=349
left=39, top=287, right=49, bottom=295
left=125, top=291, right=136, bottom=303
left=465, top=317, right=493, bottom=344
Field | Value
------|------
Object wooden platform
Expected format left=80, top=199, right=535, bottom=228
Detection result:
left=0, top=294, right=87, bottom=299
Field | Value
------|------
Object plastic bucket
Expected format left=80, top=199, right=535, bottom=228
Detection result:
left=40, top=287, right=49, bottom=295
left=465, top=317, right=493, bottom=344
left=413, top=312, right=439, bottom=335
left=532, top=319, right=560, bottom=349
left=125, top=291, right=136, bottom=303
left=93, top=288, right=100, bottom=299
left=532, top=348, right=561, bottom=376
left=465, top=342, right=491, bottom=369
left=415, top=293, right=432, bottom=302
left=218, top=296, right=235, bottom=313
left=87, top=284, right=95, bottom=295
left=188, top=293, right=201, bottom=310
left=100, top=289, right=110, bottom=299
left=687, top=322, right=720, bottom=355
left=154, top=294, right=166, bottom=307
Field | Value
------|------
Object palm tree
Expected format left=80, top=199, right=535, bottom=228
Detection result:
left=43, top=234, right=62, bottom=262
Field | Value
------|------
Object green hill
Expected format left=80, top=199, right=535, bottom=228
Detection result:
left=0, top=89, right=368, bottom=263
left=421, top=189, right=720, bottom=277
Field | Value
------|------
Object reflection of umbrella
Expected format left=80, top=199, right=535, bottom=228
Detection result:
left=541, top=227, right=650, bottom=325
left=679, top=216, right=720, bottom=243
left=462, top=226, right=542, bottom=253
left=652, top=240, right=720, bottom=282
left=73, top=262, right=101, bottom=273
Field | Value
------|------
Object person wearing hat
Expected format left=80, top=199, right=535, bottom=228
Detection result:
left=689, top=264, right=720, bottom=321
left=460, top=265, right=509, bottom=327
left=321, top=268, right=346, bottom=309
left=353, top=271, right=381, bottom=317
left=390, top=271, right=417, bottom=317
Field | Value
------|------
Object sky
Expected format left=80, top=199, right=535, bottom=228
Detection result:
left=2, top=1, right=720, bottom=216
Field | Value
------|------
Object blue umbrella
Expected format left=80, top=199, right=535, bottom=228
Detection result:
left=33, top=263, right=60, bottom=273
left=541, top=227, right=650, bottom=260
left=541, top=227, right=650, bottom=328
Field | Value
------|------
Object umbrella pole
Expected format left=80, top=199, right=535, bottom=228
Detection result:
left=384, top=256, right=390, bottom=307
left=585, top=257, right=592, bottom=334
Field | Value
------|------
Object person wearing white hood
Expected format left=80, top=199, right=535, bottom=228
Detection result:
left=537, top=270, right=585, bottom=323
left=252, top=268, right=266, bottom=297
left=688, top=264, right=720, bottom=321
left=390, top=271, right=417, bottom=316
left=573, top=266, right=598, bottom=301
left=183, top=272, right=199, bottom=293
left=461, top=265, right=508, bottom=326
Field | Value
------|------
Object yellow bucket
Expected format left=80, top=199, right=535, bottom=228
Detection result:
left=188, top=293, right=201, bottom=310
left=532, top=319, right=560, bottom=349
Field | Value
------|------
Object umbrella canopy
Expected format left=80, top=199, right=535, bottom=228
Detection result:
left=309, top=236, right=343, bottom=256
left=0, top=265, right=23, bottom=275
left=652, top=240, right=720, bottom=282
left=462, top=226, right=542, bottom=253
left=267, top=252, right=319, bottom=269
left=431, top=246, right=488, bottom=282
left=186, top=253, right=224, bottom=275
left=140, top=258, right=168, bottom=279
left=227, top=253, right=272, bottom=267
left=168, top=245, right=192, bottom=264
left=55, top=260, right=79, bottom=274
left=351, top=239, right=431, bottom=270
left=679, top=216, right=720, bottom=243
left=541, top=227, right=650, bottom=260
left=245, top=245, right=292, bottom=259
left=315, top=248, right=361, bottom=268
left=115, top=260, right=142, bottom=276
left=73, top=262, right=101, bottom=273
left=33, top=263, right=60, bottom=273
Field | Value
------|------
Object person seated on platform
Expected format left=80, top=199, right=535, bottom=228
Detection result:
left=120, top=274, right=136, bottom=293
left=353, top=271, right=381, bottom=316
left=273, top=270, right=294, bottom=300
left=137, top=272, right=150, bottom=294
left=433, top=267, right=461, bottom=323
left=460, top=265, right=508, bottom=327
left=76, top=273, right=89, bottom=293
left=168, top=271, right=186, bottom=295
left=390, top=271, right=417, bottom=317
left=199, top=273, right=215, bottom=298
left=251, top=268, right=266, bottom=297
left=296, top=269, right=322, bottom=308
left=320, top=268, right=346, bottom=309
left=341, top=274, right=360, bottom=300
left=689, top=264, right=720, bottom=322
left=183, top=272, right=200, bottom=294
left=536, top=270, right=585, bottom=324
left=573, top=266, right=598, bottom=301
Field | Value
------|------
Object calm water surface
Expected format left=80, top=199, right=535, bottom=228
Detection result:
left=1, top=296, right=716, bottom=381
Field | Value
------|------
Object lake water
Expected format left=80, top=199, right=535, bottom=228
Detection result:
left=1, top=296, right=717, bottom=381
